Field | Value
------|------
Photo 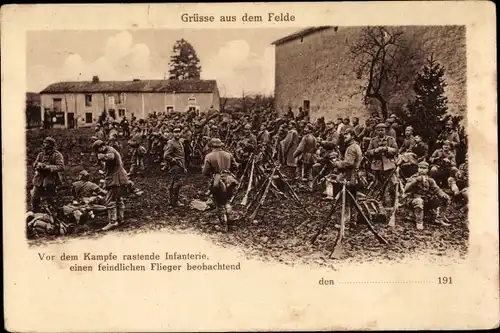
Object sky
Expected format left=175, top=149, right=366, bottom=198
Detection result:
left=26, top=28, right=298, bottom=97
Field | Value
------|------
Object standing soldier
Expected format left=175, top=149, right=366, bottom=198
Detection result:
left=92, top=140, right=130, bottom=231
left=293, top=124, right=317, bottom=181
left=331, top=128, right=363, bottom=224
left=31, top=137, right=65, bottom=212
left=182, top=124, right=193, bottom=169
left=280, top=121, right=300, bottom=179
left=257, top=122, right=272, bottom=156
left=163, top=128, right=186, bottom=207
left=402, top=161, right=451, bottom=230
left=121, top=116, right=130, bottom=138
left=128, top=138, right=147, bottom=176
left=235, top=124, right=257, bottom=174
left=352, top=117, right=366, bottom=142
left=202, top=138, right=239, bottom=232
left=366, top=123, right=399, bottom=206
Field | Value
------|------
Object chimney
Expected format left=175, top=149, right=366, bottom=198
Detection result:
left=92, top=76, right=100, bottom=83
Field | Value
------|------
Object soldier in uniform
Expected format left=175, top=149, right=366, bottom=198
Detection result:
left=202, top=138, right=239, bottom=232
left=429, top=140, right=459, bottom=192
left=366, top=123, right=399, bottom=206
left=293, top=124, right=317, bottom=181
left=31, top=137, right=65, bottom=212
left=331, top=128, right=363, bottom=224
left=163, top=128, right=186, bottom=207
left=128, top=138, right=147, bottom=176
left=438, top=119, right=460, bottom=151
left=402, top=161, right=451, bottom=230
left=399, top=126, right=416, bottom=153
left=92, top=140, right=130, bottom=231
left=411, top=135, right=429, bottom=162
left=235, top=124, right=257, bottom=174
left=280, top=121, right=300, bottom=179
left=352, top=117, right=366, bottom=142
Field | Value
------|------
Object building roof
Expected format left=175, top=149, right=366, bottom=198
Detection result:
left=271, top=26, right=333, bottom=46
left=40, top=79, right=218, bottom=94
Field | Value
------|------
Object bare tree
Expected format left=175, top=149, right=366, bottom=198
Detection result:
left=351, top=26, right=405, bottom=119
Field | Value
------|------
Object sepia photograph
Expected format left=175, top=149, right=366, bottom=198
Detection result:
left=26, top=26, right=468, bottom=262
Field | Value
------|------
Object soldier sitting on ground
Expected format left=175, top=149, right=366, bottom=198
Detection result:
left=62, top=170, right=108, bottom=225
left=429, top=140, right=459, bottom=193
left=402, top=161, right=451, bottom=230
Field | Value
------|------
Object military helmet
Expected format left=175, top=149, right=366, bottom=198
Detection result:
left=92, top=140, right=104, bottom=151
left=210, top=138, right=224, bottom=148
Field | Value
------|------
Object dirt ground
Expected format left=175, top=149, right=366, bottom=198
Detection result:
left=26, top=128, right=469, bottom=265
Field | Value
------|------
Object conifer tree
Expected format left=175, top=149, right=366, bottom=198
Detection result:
left=168, top=39, right=202, bottom=80
left=405, top=55, right=449, bottom=143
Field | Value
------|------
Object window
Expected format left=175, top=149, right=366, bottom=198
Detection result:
left=165, top=105, right=174, bottom=113
left=118, top=108, right=126, bottom=117
left=188, top=96, right=196, bottom=105
left=117, top=93, right=126, bottom=104
left=303, top=100, right=310, bottom=112
left=108, top=95, right=115, bottom=106
left=85, top=94, right=92, bottom=107
left=85, top=112, right=93, bottom=123
left=53, top=98, right=62, bottom=112
left=108, top=109, right=116, bottom=119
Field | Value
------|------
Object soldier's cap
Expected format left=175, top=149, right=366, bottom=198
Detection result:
left=343, top=127, right=355, bottom=136
left=211, top=124, right=218, bottom=129
left=418, top=161, right=429, bottom=168
left=375, top=123, right=387, bottom=129
left=244, top=124, right=252, bottom=130
left=92, top=140, right=104, bottom=151
left=79, top=170, right=90, bottom=179
left=405, top=126, right=414, bottom=131
left=173, top=128, right=181, bottom=133
left=289, top=120, right=297, bottom=127
left=209, top=138, right=224, bottom=148
left=390, top=114, right=397, bottom=118
left=386, top=118, right=395, bottom=123
left=43, top=137, right=56, bottom=145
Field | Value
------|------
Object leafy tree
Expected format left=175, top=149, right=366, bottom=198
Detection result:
left=404, top=55, right=449, bottom=147
left=168, top=39, right=201, bottom=80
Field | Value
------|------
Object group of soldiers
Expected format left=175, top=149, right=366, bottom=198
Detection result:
left=28, top=106, right=468, bottom=235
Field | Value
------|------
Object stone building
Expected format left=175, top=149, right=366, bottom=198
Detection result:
left=39, top=77, right=220, bottom=128
left=272, top=26, right=466, bottom=122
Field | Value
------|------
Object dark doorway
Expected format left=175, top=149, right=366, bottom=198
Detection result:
left=67, top=112, right=75, bottom=129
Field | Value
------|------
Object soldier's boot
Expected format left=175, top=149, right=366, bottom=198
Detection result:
left=225, top=203, right=233, bottom=221
left=448, top=177, right=460, bottom=196
left=169, top=187, right=184, bottom=207
left=323, top=181, right=334, bottom=200
left=102, top=207, right=119, bottom=231
left=432, top=207, right=451, bottom=226
left=415, top=207, right=424, bottom=230
left=117, top=201, right=125, bottom=224
left=31, top=196, right=41, bottom=213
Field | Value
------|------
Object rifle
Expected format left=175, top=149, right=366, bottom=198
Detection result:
left=241, top=157, right=255, bottom=206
